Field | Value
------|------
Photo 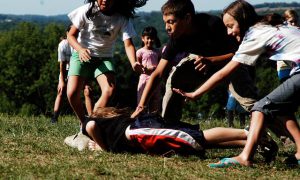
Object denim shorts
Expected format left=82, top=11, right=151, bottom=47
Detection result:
left=251, top=73, right=300, bottom=119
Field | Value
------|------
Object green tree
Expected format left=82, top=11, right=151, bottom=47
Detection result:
left=0, top=22, right=64, bottom=115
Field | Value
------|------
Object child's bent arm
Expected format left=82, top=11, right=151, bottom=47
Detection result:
left=194, top=53, right=234, bottom=71
left=206, top=53, right=235, bottom=64
left=67, top=25, right=91, bottom=61
left=67, top=26, right=81, bottom=52
left=131, top=59, right=169, bottom=118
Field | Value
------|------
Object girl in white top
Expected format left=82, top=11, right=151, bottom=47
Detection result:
left=67, top=0, right=146, bottom=125
left=174, top=0, right=300, bottom=167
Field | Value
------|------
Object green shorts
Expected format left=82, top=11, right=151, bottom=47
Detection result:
left=68, top=52, right=115, bottom=78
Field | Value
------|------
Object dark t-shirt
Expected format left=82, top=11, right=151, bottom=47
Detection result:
left=85, top=116, right=141, bottom=153
left=162, top=13, right=238, bottom=61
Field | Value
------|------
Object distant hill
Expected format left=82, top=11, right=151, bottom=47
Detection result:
left=254, top=2, right=300, bottom=9
left=0, top=14, right=71, bottom=32
left=0, top=14, right=69, bottom=31
left=0, top=2, right=300, bottom=31
left=255, top=2, right=300, bottom=12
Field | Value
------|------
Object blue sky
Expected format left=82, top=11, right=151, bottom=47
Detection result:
left=0, top=0, right=298, bottom=16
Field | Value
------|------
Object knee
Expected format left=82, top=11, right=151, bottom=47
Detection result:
left=85, top=121, right=96, bottom=134
left=67, top=87, right=79, bottom=100
left=101, top=85, right=115, bottom=97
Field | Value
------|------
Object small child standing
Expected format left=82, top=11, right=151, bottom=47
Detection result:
left=136, top=26, right=161, bottom=113
left=277, top=10, right=299, bottom=83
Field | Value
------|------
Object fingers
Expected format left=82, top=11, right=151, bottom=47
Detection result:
left=194, top=56, right=211, bottom=73
left=79, top=48, right=91, bottom=62
left=194, top=56, right=206, bottom=72
left=198, top=64, right=207, bottom=73
left=133, top=62, right=145, bottom=74
left=130, top=112, right=137, bottom=119
left=173, top=88, right=185, bottom=96
left=173, top=88, right=192, bottom=103
left=173, top=88, right=197, bottom=102
left=195, top=63, right=207, bottom=71
left=130, top=106, right=145, bottom=118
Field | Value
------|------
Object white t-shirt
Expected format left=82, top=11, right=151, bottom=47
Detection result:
left=68, top=2, right=136, bottom=57
left=232, top=24, right=300, bottom=75
left=58, top=39, right=71, bottom=70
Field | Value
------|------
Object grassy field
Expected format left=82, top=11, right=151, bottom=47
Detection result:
left=0, top=114, right=299, bottom=179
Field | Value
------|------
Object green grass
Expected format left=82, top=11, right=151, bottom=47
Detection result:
left=0, top=114, right=299, bottom=179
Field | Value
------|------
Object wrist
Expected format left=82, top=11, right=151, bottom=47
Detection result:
left=137, top=105, right=145, bottom=111
left=132, top=61, right=138, bottom=68
left=78, top=47, right=84, bottom=52
left=192, top=92, right=199, bottom=99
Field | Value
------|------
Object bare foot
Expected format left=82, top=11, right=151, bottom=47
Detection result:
left=88, top=140, right=103, bottom=151
left=233, top=156, right=252, bottom=166
left=295, top=153, right=300, bottom=160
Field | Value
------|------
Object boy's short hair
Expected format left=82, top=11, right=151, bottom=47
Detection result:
left=161, top=0, right=195, bottom=19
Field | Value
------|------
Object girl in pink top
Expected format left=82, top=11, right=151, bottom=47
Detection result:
left=136, top=26, right=161, bottom=113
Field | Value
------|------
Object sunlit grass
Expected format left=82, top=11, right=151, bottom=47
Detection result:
left=0, top=114, right=299, bottom=179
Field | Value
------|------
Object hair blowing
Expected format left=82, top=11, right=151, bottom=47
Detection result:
left=85, top=0, right=148, bottom=19
left=223, top=0, right=258, bottom=39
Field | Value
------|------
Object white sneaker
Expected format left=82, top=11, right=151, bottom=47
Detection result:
left=64, top=131, right=90, bottom=151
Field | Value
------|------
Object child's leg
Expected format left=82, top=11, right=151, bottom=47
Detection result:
left=83, top=82, right=93, bottom=116
left=52, top=85, right=66, bottom=120
left=85, top=120, right=106, bottom=150
left=268, top=116, right=294, bottom=142
left=234, top=111, right=266, bottom=166
left=203, top=127, right=247, bottom=148
left=53, top=91, right=64, bottom=115
left=285, top=117, right=300, bottom=159
left=227, top=110, right=234, bottom=127
left=237, top=74, right=300, bottom=164
left=94, top=72, right=115, bottom=110
left=67, top=75, right=86, bottom=124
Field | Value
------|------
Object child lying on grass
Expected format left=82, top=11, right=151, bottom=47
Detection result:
left=82, top=107, right=277, bottom=160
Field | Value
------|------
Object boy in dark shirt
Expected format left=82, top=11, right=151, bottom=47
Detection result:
left=131, top=0, right=239, bottom=122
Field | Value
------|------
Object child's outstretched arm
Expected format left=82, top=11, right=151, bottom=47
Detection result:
left=124, top=38, right=144, bottom=74
left=173, top=60, right=241, bottom=100
left=131, top=59, right=169, bottom=118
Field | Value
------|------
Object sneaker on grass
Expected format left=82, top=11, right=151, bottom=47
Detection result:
left=64, top=131, right=90, bottom=151
left=50, top=117, right=58, bottom=124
